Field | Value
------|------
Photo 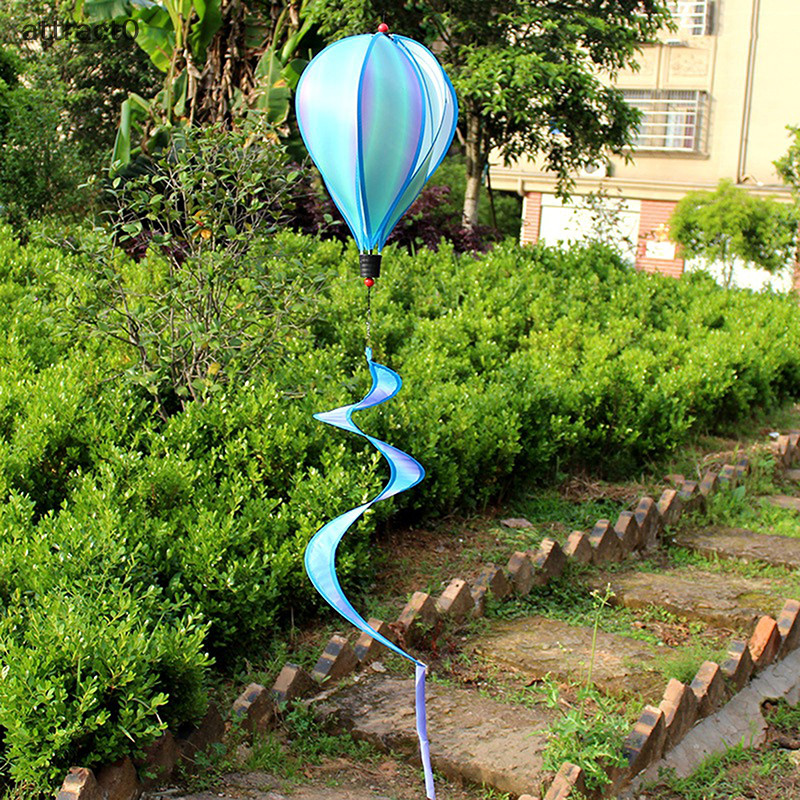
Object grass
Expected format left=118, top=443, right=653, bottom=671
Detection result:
left=646, top=741, right=795, bottom=800
left=507, top=491, right=623, bottom=534
left=538, top=587, right=631, bottom=792
left=178, top=703, right=382, bottom=793
left=672, top=448, right=800, bottom=537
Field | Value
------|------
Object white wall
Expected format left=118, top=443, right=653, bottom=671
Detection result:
left=683, top=256, right=794, bottom=292
left=538, top=193, right=642, bottom=265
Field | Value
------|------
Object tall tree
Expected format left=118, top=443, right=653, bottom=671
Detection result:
left=670, top=179, right=797, bottom=287
left=309, top=0, right=672, bottom=228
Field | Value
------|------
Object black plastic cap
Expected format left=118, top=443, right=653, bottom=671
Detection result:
left=359, top=253, right=382, bottom=278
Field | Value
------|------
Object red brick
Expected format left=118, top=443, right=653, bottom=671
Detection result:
left=657, top=489, right=684, bottom=528
left=749, top=616, right=781, bottom=671
left=532, top=538, right=567, bottom=580
left=354, top=618, right=397, bottom=663
left=564, top=531, right=593, bottom=563
left=96, top=757, right=141, bottom=800
left=634, top=497, right=661, bottom=550
left=588, top=519, right=623, bottom=564
left=543, top=761, right=586, bottom=799
left=436, top=578, right=475, bottom=621
left=734, top=456, right=750, bottom=480
left=720, top=640, right=754, bottom=692
left=57, top=768, right=102, bottom=800
left=272, top=663, right=316, bottom=706
left=690, top=661, right=727, bottom=717
left=473, top=564, right=512, bottom=601
left=312, top=635, right=358, bottom=683
left=623, top=705, right=666, bottom=776
left=658, top=678, right=698, bottom=751
left=777, top=599, right=800, bottom=657
left=178, top=703, right=225, bottom=767
left=471, top=584, right=488, bottom=617
left=614, top=511, right=639, bottom=553
left=508, top=551, right=536, bottom=595
left=678, top=480, right=702, bottom=512
left=776, top=435, right=794, bottom=468
left=232, top=683, right=275, bottom=734
left=397, top=591, right=438, bottom=644
left=135, top=731, right=179, bottom=789
left=717, top=464, right=738, bottom=488
left=698, top=470, right=719, bottom=498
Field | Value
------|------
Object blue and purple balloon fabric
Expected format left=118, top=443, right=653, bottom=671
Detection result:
left=296, top=31, right=458, bottom=252
left=297, top=30, right=458, bottom=800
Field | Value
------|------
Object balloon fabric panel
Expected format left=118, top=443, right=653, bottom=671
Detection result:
left=358, top=35, right=424, bottom=247
left=295, top=36, right=369, bottom=245
left=295, top=32, right=458, bottom=252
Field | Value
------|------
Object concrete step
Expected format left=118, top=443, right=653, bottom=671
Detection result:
left=472, top=614, right=665, bottom=700
left=589, top=567, right=795, bottom=627
left=313, top=674, right=554, bottom=797
left=675, top=527, right=800, bottom=570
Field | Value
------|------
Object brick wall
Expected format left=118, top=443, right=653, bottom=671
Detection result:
left=635, top=199, right=685, bottom=278
left=520, top=191, right=542, bottom=245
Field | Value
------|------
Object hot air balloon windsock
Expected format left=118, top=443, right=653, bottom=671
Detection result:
left=296, top=23, right=458, bottom=800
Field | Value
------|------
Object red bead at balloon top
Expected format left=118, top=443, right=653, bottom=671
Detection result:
left=377, top=23, right=389, bottom=33
left=364, top=277, right=375, bottom=287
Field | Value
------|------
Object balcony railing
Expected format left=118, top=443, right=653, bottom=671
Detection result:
left=623, top=89, right=709, bottom=153
left=667, top=0, right=711, bottom=36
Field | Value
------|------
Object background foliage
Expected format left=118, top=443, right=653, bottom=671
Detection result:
left=0, top=223, right=799, bottom=794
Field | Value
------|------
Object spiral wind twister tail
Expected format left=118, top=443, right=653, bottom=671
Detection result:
left=304, top=347, right=435, bottom=799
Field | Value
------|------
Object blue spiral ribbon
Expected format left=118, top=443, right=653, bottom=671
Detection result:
left=304, top=347, right=435, bottom=799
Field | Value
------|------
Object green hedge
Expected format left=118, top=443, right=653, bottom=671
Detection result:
left=0, top=225, right=799, bottom=794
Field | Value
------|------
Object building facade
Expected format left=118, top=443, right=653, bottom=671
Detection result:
left=489, top=0, right=800, bottom=289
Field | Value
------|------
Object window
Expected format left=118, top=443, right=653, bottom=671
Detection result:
left=667, top=1, right=711, bottom=36
left=622, top=89, right=709, bottom=153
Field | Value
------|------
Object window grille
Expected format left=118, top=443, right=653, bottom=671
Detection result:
left=667, top=1, right=710, bottom=36
left=622, top=89, right=709, bottom=153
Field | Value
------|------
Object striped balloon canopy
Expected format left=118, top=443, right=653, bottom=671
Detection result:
left=295, top=30, right=458, bottom=253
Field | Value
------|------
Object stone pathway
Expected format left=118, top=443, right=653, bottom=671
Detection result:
left=589, top=568, right=795, bottom=627
left=675, top=526, right=800, bottom=570
left=313, top=675, right=553, bottom=797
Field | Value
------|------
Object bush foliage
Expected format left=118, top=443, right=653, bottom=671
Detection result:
left=1, top=225, right=799, bottom=793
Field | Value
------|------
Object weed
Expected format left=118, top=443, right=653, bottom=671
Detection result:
left=284, top=704, right=379, bottom=765
left=511, top=491, right=622, bottom=534
left=538, top=585, right=630, bottom=791
left=655, top=642, right=729, bottom=685
left=764, top=698, right=800, bottom=733
left=486, top=569, right=662, bottom=645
